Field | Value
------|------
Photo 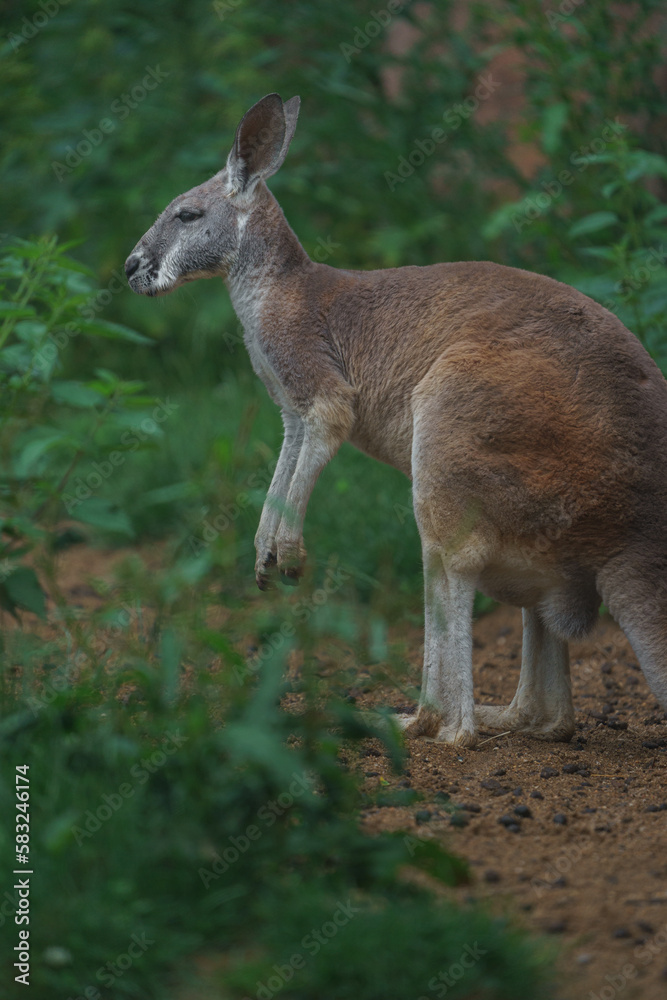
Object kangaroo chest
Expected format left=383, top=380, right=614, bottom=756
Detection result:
left=227, top=277, right=294, bottom=412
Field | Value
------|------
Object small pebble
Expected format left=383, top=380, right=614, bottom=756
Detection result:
left=553, top=813, right=568, bottom=825
left=551, top=876, right=567, bottom=888
left=514, top=804, right=532, bottom=818
left=645, top=803, right=667, bottom=813
left=512, top=787, right=523, bottom=796
left=460, top=803, right=481, bottom=813
left=484, top=869, right=501, bottom=883
left=492, top=768, right=507, bottom=776
left=480, top=779, right=506, bottom=794
left=613, top=927, right=632, bottom=939
left=415, top=809, right=432, bottom=825
left=547, top=920, right=567, bottom=934
left=576, top=953, right=593, bottom=965
left=541, top=767, right=559, bottom=779
left=449, top=812, right=469, bottom=829
left=498, top=815, right=521, bottom=833
left=530, top=790, right=544, bottom=800
left=638, top=921, right=655, bottom=934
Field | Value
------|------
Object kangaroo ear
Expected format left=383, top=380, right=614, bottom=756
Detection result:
left=227, top=94, right=299, bottom=194
left=279, top=96, right=300, bottom=165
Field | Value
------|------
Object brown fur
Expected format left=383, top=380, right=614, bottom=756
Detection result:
left=126, top=94, right=667, bottom=744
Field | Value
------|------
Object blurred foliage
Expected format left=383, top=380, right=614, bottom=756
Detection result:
left=0, top=601, right=554, bottom=999
left=3, top=0, right=665, bottom=600
left=0, top=4, right=666, bottom=992
left=0, top=237, right=157, bottom=619
left=2, top=0, right=664, bottom=376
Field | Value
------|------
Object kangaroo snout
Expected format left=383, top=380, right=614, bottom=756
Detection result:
left=124, top=246, right=162, bottom=296
left=124, top=254, right=141, bottom=279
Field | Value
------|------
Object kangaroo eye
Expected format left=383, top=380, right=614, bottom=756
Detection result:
left=177, top=211, right=201, bottom=223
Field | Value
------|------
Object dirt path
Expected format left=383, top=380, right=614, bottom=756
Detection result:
left=354, top=606, right=667, bottom=1000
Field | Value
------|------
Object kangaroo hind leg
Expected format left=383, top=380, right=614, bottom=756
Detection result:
left=475, top=607, right=575, bottom=741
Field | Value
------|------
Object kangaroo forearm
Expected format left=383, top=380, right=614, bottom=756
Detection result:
left=256, top=413, right=304, bottom=540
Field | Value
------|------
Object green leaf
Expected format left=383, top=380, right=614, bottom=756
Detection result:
left=578, top=246, right=618, bottom=262
left=541, top=102, right=568, bottom=156
left=42, top=810, right=82, bottom=853
left=13, top=321, right=47, bottom=343
left=12, top=428, right=69, bottom=478
left=391, top=831, right=469, bottom=885
left=78, top=319, right=154, bottom=345
left=569, top=212, right=618, bottom=240
left=644, top=205, right=667, bottom=227
left=2, top=566, right=46, bottom=618
left=624, top=151, right=667, bottom=182
left=0, top=302, right=36, bottom=319
left=140, top=481, right=198, bottom=506
left=50, top=381, right=106, bottom=408
left=70, top=498, right=134, bottom=536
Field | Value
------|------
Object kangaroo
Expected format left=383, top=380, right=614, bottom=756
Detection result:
left=126, top=93, right=667, bottom=747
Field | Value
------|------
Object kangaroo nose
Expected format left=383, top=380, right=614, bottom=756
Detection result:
left=125, top=254, right=141, bottom=279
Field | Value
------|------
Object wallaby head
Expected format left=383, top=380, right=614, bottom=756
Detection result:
left=124, top=93, right=300, bottom=296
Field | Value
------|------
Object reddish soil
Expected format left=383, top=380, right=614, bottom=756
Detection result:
left=355, top=605, right=667, bottom=1000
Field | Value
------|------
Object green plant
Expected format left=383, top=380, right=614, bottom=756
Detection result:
left=0, top=627, right=553, bottom=999
left=0, top=237, right=156, bottom=618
